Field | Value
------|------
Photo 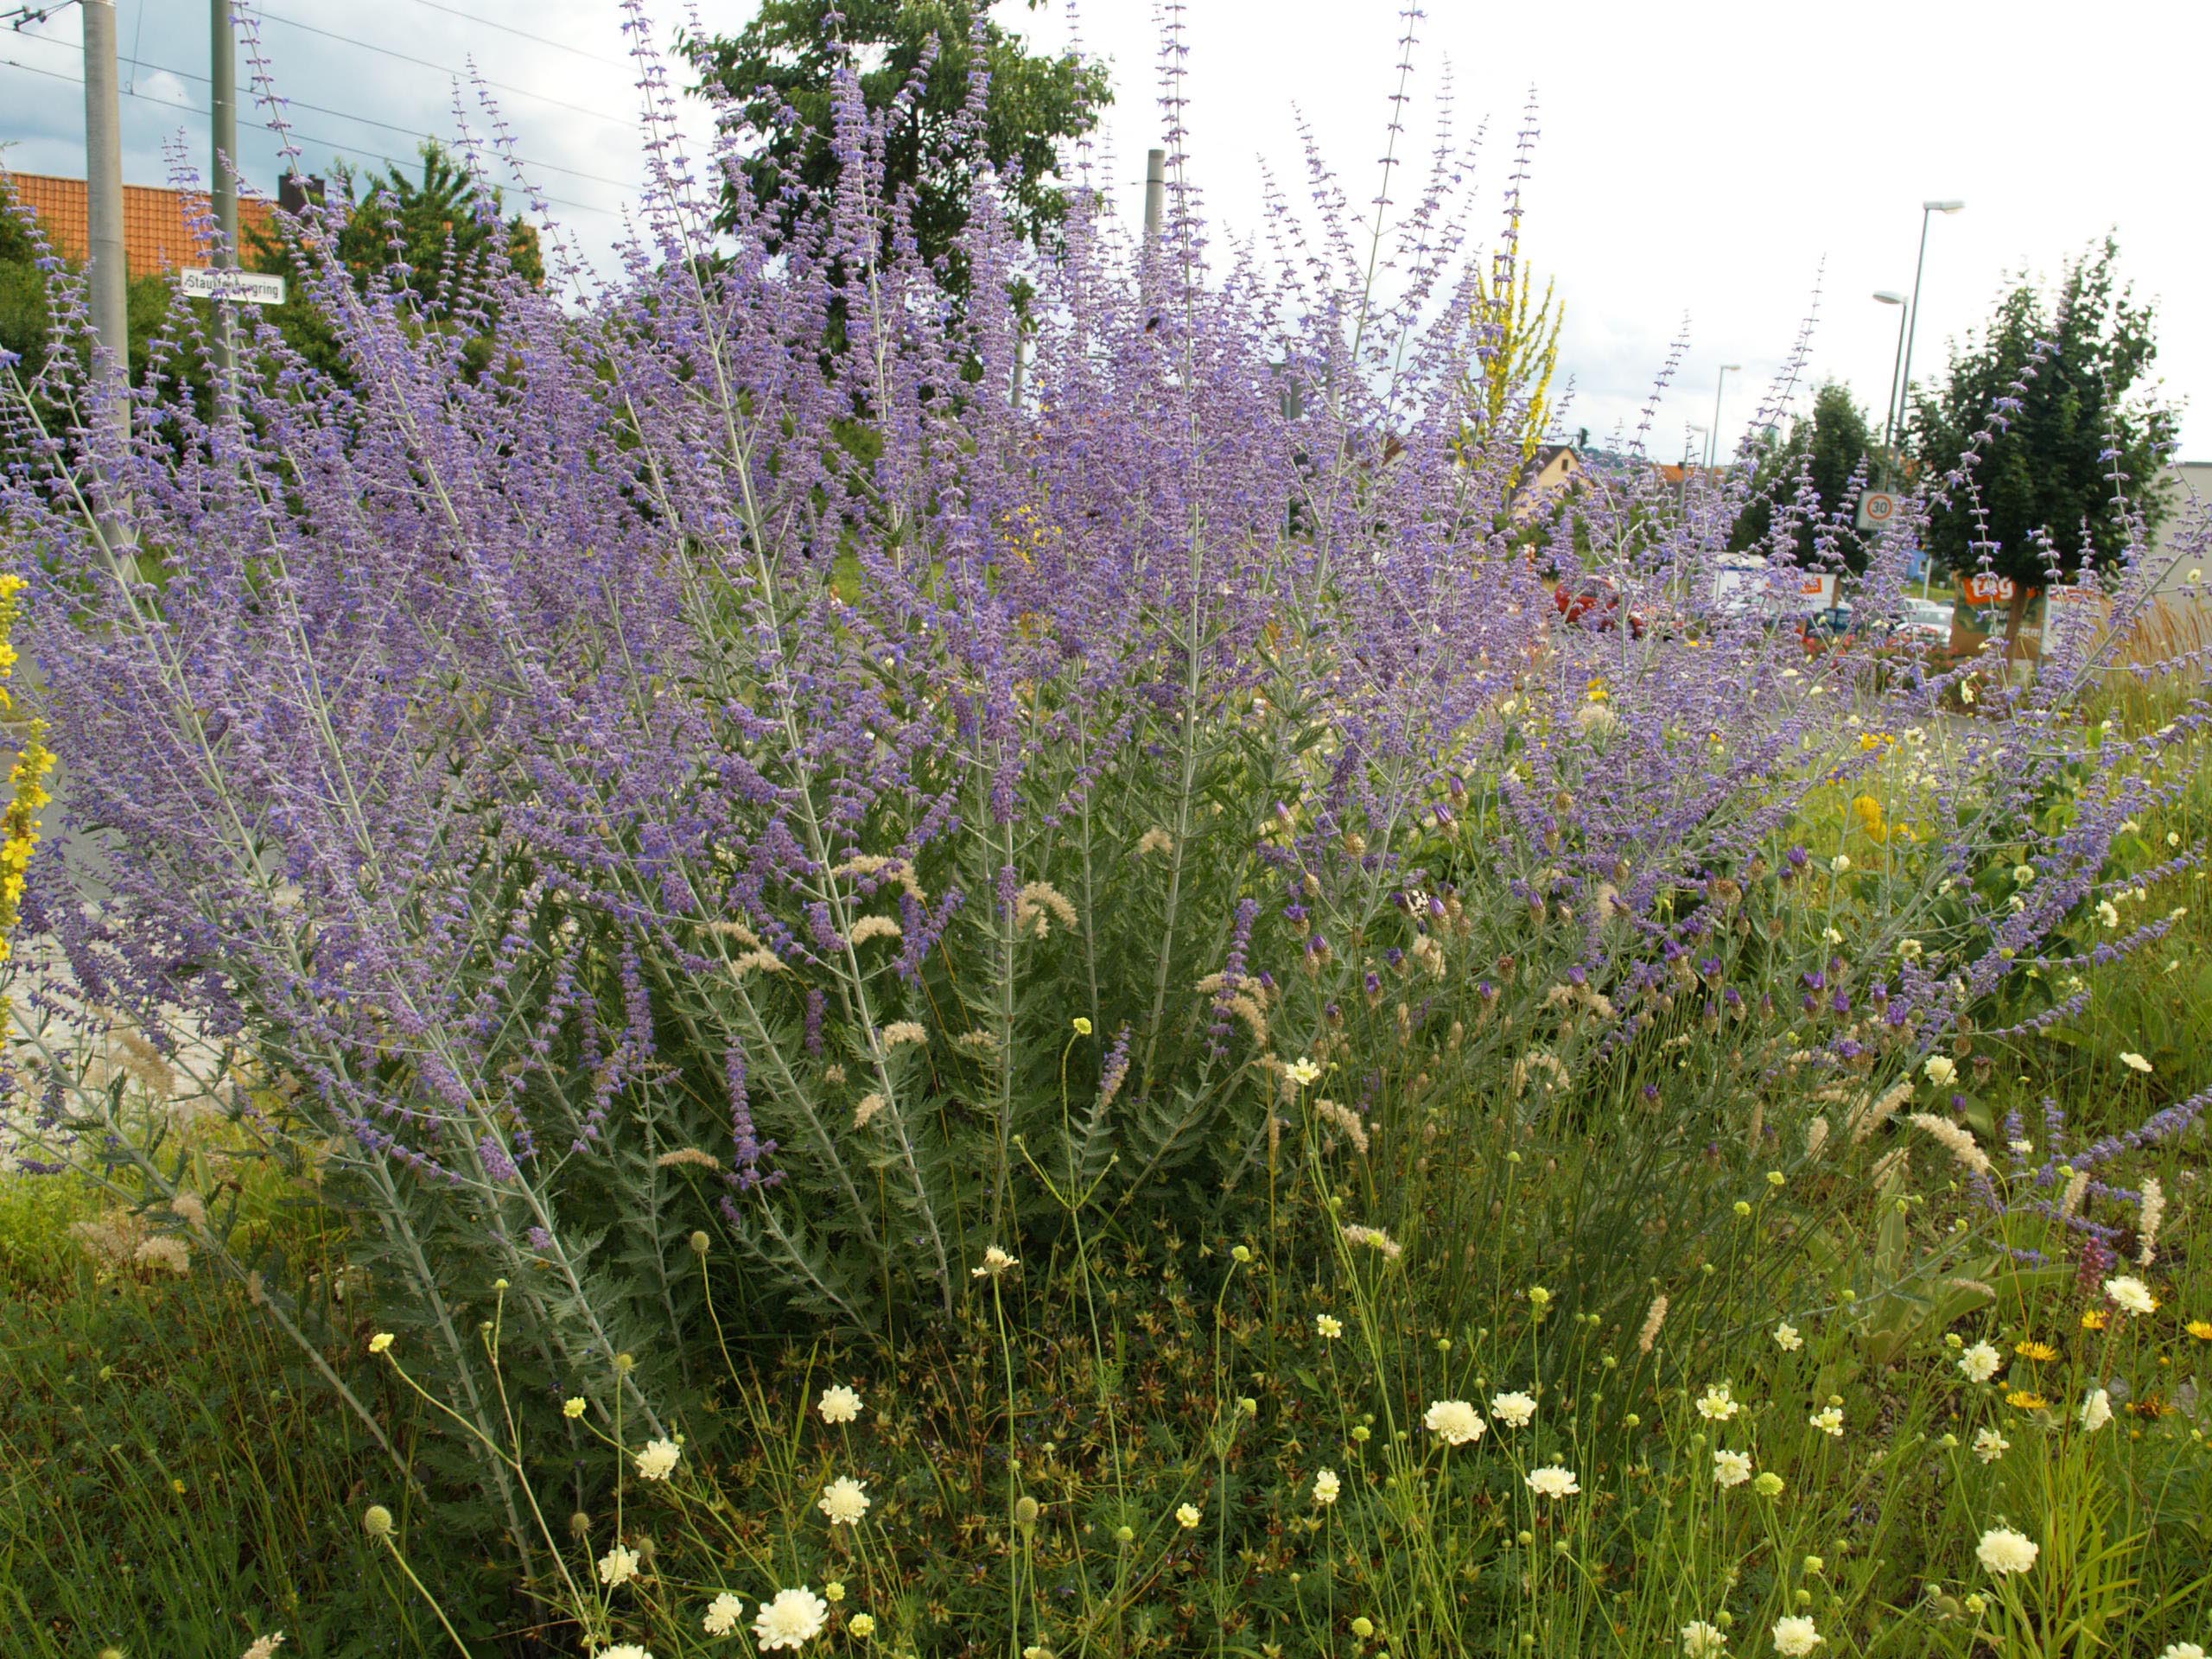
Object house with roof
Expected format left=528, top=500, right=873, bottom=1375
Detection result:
left=1, top=170, right=283, bottom=275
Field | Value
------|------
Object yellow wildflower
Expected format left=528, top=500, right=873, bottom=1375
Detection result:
left=2014, top=1338, right=2058, bottom=1363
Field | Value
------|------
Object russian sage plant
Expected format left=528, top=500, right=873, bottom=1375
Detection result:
left=1, top=4, right=2202, bottom=1558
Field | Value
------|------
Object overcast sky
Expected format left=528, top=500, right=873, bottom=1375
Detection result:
left=4, top=1, right=2203, bottom=460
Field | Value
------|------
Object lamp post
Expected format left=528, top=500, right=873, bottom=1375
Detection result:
left=1705, top=364, right=1742, bottom=474
left=1873, top=290, right=1908, bottom=486
left=1893, top=200, right=1963, bottom=457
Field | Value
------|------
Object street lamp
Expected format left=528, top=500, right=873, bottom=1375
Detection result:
left=1873, top=290, right=1908, bottom=485
left=1893, top=200, right=1964, bottom=458
left=1681, top=423, right=1707, bottom=511
left=1705, top=365, right=1743, bottom=474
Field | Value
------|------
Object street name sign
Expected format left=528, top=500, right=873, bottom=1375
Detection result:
left=180, top=268, right=288, bottom=306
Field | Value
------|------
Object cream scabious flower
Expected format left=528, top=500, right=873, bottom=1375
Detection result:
left=598, top=1542, right=642, bottom=1586
left=703, top=1592, right=745, bottom=1636
left=818, top=1477, right=870, bottom=1526
left=1316, top=1313, right=1344, bottom=1339
left=2158, top=1645, right=2204, bottom=1659
left=1313, top=1467, right=1341, bottom=1505
left=1681, top=1620, right=1728, bottom=1658
left=601, top=1648, right=653, bottom=1659
left=635, top=1438, right=681, bottom=1481
left=368, top=1332, right=394, bottom=1355
left=1490, top=1390, right=1537, bottom=1428
left=1923, top=1055, right=1957, bottom=1088
left=1175, top=1503, right=1202, bottom=1529
left=1958, top=1340, right=2003, bottom=1383
left=1808, top=1406, right=1844, bottom=1438
left=1694, top=1382, right=1741, bottom=1422
left=1423, top=1399, right=1486, bottom=1446
left=1771, top=1615, right=1824, bottom=1656
left=817, top=1384, right=863, bottom=1424
left=1976, top=1527, right=2039, bottom=1575
left=2081, top=1389, right=2113, bottom=1432
left=1285, top=1056, right=1323, bottom=1087
left=1973, top=1427, right=2010, bottom=1464
left=563, top=1395, right=588, bottom=1420
left=971, top=1245, right=1020, bottom=1279
left=1713, top=1449, right=1753, bottom=1488
left=753, top=1587, right=830, bottom=1650
left=1772, top=1322, right=1802, bottom=1352
left=2119, top=1051, right=2153, bottom=1074
left=2104, top=1274, right=2157, bottom=1316
left=1525, top=1465, right=1579, bottom=1499
left=849, top=1615, right=876, bottom=1639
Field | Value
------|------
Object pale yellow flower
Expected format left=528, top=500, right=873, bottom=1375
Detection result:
left=1771, top=1615, right=1823, bottom=1656
left=635, top=1438, right=681, bottom=1481
left=1525, top=1465, right=1579, bottom=1499
left=1957, top=1341, right=2002, bottom=1383
left=1175, top=1502, right=1202, bottom=1529
left=753, top=1587, right=829, bottom=1650
left=2120, top=1051, right=2153, bottom=1074
left=1694, top=1382, right=1741, bottom=1422
left=1315, top=1313, right=1344, bottom=1339
left=817, top=1384, right=863, bottom=1425
left=1681, top=1620, right=1727, bottom=1658
left=1422, top=1399, right=1485, bottom=1446
left=703, top=1592, right=745, bottom=1637
left=2104, top=1274, right=2157, bottom=1316
left=817, top=1476, right=869, bottom=1527
left=1491, top=1391, right=1537, bottom=1428
left=1713, top=1449, right=1752, bottom=1488
left=598, top=1542, right=642, bottom=1586
left=368, top=1332, right=395, bottom=1355
left=1313, top=1467, right=1341, bottom=1506
left=1976, top=1527, right=2038, bottom=1575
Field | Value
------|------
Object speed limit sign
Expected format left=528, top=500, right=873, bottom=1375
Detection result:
left=1855, top=491, right=1901, bottom=531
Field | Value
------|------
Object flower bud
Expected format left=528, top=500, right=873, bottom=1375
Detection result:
left=362, top=1504, right=394, bottom=1539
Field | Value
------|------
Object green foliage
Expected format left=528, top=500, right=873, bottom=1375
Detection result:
left=1912, top=238, right=2176, bottom=606
left=0, top=179, right=207, bottom=408
left=1729, top=382, right=1878, bottom=569
left=0, top=1167, right=505, bottom=1656
left=246, top=142, right=543, bottom=386
left=679, top=0, right=1111, bottom=270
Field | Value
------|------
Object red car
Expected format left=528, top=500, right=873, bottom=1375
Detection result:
left=1555, top=575, right=1649, bottom=639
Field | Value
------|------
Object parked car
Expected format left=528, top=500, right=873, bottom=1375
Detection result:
left=1554, top=574, right=1653, bottom=639
left=1894, top=597, right=1954, bottom=645
left=1800, top=605, right=1872, bottom=656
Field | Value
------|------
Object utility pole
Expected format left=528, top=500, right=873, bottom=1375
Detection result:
left=210, top=0, right=238, bottom=394
left=81, top=0, right=129, bottom=443
left=1141, top=149, right=1166, bottom=256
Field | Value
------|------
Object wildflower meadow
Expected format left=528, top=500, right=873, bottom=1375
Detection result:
left=1, top=9, right=2208, bottom=1658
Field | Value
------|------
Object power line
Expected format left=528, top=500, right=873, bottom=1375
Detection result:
left=0, top=54, right=626, bottom=219
left=395, top=0, right=629, bottom=71
left=66, top=41, right=643, bottom=192
left=251, top=8, right=635, bottom=127
left=3, top=0, right=79, bottom=34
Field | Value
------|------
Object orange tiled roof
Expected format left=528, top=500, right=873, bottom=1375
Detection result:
left=2, top=171, right=275, bottom=276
